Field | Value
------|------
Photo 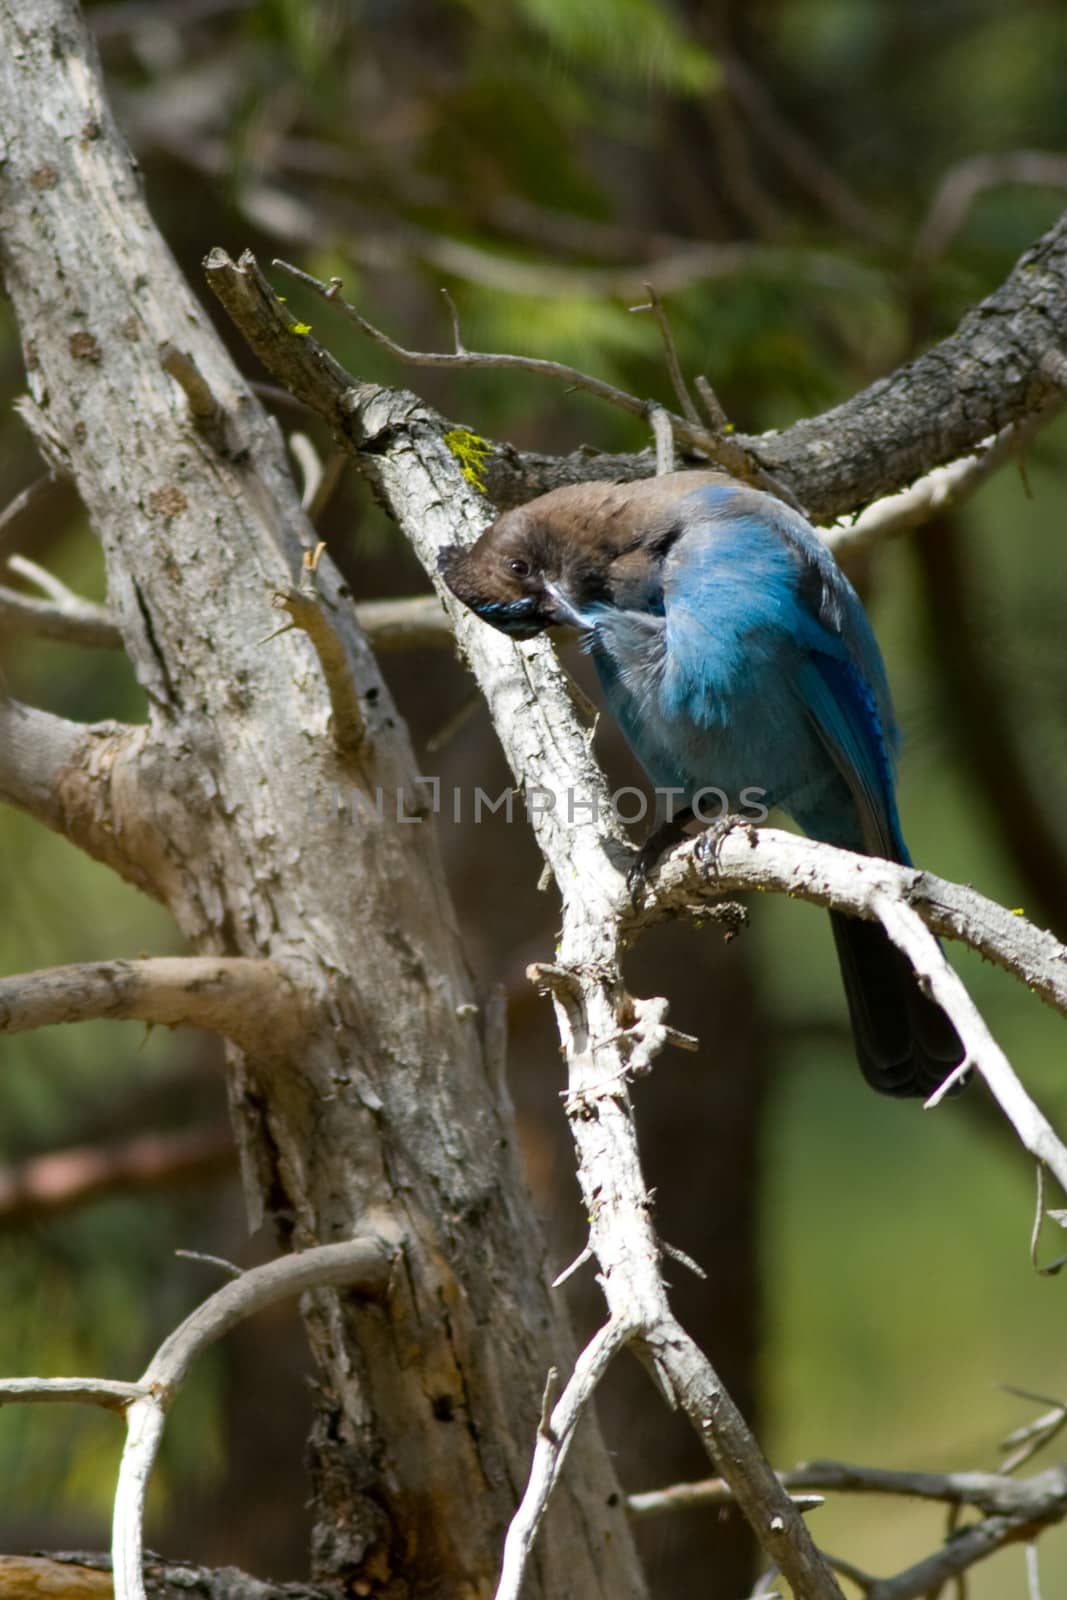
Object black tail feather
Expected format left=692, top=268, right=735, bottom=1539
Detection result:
left=829, top=911, right=966, bottom=1098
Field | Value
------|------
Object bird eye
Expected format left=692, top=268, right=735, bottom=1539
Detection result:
left=508, top=558, right=530, bottom=578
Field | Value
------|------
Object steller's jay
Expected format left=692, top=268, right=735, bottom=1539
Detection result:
left=439, top=469, right=965, bottom=1097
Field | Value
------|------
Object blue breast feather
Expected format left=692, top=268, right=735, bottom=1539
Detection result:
left=586, top=484, right=907, bottom=857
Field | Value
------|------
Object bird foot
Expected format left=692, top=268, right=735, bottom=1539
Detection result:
left=693, top=814, right=758, bottom=878
left=627, top=808, right=695, bottom=904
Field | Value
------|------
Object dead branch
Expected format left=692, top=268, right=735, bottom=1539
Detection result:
left=112, top=1235, right=399, bottom=1600
left=631, top=1458, right=1067, bottom=1598
left=637, top=825, right=1067, bottom=1024
left=917, top=150, right=1067, bottom=264
left=269, top=256, right=787, bottom=497
left=821, top=403, right=1063, bottom=560
left=0, top=957, right=301, bottom=1051
left=0, top=698, right=163, bottom=895
left=495, top=1319, right=633, bottom=1600
left=0, top=1243, right=401, bottom=1600
left=0, top=1553, right=327, bottom=1600
left=266, top=571, right=365, bottom=754
left=0, top=1378, right=147, bottom=1411
left=0, top=475, right=57, bottom=561
left=0, top=577, right=122, bottom=647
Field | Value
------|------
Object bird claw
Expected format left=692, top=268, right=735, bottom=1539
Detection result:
left=627, top=809, right=695, bottom=905
left=693, top=814, right=756, bottom=879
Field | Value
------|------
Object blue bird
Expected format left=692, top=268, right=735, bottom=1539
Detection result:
left=439, top=470, right=965, bottom=1097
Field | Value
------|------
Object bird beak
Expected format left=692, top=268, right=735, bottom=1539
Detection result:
left=542, top=581, right=586, bottom=629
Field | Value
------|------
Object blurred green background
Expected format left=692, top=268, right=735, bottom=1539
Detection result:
left=1, top=0, right=1066, bottom=1594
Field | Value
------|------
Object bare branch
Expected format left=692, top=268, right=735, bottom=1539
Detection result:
left=2, top=581, right=453, bottom=654
left=0, top=957, right=301, bottom=1051
left=631, top=1457, right=1067, bottom=1600
left=0, top=1126, right=234, bottom=1224
left=0, top=698, right=165, bottom=895
left=648, top=404, right=676, bottom=476
left=212, top=234, right=1067, bottom=539
left=639, top=825, right=1067, bottom=1026
left=0, top=1552, right=332, bottom=1600
left=0, top=579, right=121, bottom=647
left=113, top=1233, right=400, bottom=1600
left=355, top=594, right=452, bottom=650
left=266, top=572, right=365, bottom=754
left=269, top=256, right=790, bottom=498
left=0, top=475, right=57, bottom=561
left=638, top=829, right=1067, bottom=1193
left=0, top=1377, right=146, bottom=1411
left=159, top=342, right=223, bottom=431
left=917, top=151, right=1067, bottom=264
left=872, top=893, right=1067, bottom=1189
left=495, top=1319, right=632, bottom=1600
left=821, top=404, right=1062, bottom=560
left=629, top=1458, right=1067, bottom=1519
left=630, top=284, right=701, bottom=426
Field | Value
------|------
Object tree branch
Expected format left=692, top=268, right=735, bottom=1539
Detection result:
left=0, top=1242, right=402, bottom=1600
left=0, top=1378, right=147, bottom=1411
left=0, top=576, right=122, bottom=647
left=209, top=221, right=1067, bottom=536
left=631, top=1458, right=1067, bottom=1598
left=495, top=1320, right=633, bottom=1600
left=113, top=1235, right=400, bottom=1600
left=638, top=825, right=1067, bottom=1023
left=0, top=475, right=57, bottom=562
left=269, top=256, right=786, bottom=496
left=0, top=957, right=302, bottom=1052
left=821, top=406, right=1061, bottom=560
left=917, top=150, right=1067, bottom=264
left=0, top=1554, right=329, bottom=1600
left=0, top=698, right=165, bottom=896
left=0, top=1125, right=234, bottom=1225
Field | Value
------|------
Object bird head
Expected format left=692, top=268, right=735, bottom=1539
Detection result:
left=438, top=473, right=729, bottom=639
left=438, top=502, right=594, bottom=639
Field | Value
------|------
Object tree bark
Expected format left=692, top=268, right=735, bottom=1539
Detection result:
left=0, top=5, right=642, bottom=1595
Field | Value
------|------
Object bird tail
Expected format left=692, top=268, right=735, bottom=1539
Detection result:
left=829, top=911, right=965, bottom=1098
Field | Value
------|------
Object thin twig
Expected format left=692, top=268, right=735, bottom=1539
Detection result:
left=870, top=891, right=1067, bottom=1197
left=0, top=475, right=56, bottom=561
left=440, top=287, right=466, bottom=354
left=0, top=581, right=121, bottom=648
left=265, top=583, right=365, bottom=754
left=1028, top=1164, right=1067, bottom=1276
left=694, top=373, right=731, bottom=433
left=648, top=404, right=676, bottom=475
left=630, top=283, right=701, bottom=426
left=916, top=151, right=1067, bottom=265
left=494, top=1319, right=631, bottom=1600
left=270, top=256, right=793, bottom=499
left=174, top=1250, right=242, bottom=1278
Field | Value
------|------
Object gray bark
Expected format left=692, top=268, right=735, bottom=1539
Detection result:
left=0, top=5, right=641, bottom=1596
